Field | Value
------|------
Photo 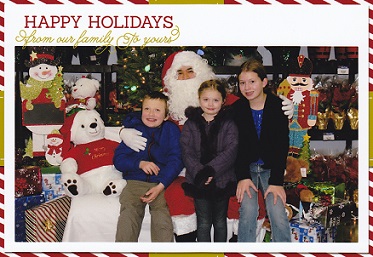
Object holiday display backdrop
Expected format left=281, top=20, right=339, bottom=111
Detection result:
left=13, top=45, right=359, bottom=249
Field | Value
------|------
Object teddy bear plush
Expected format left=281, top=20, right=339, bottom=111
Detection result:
left=59, top=109, right=126, bottom=197
left=284, top=156, right=314, bottom=212
left=65, top=77, right=100, bottom=114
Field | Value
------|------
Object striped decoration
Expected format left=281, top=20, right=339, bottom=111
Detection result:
left=25, top=196, right=71, bottom=242
left=3, top=0, right=372, bottom=4
left=1, top=0, right=370, bottom=256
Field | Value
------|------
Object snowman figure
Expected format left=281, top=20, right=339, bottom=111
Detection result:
left=19, top=46, right=65, bottom=156
left=45, top=129, right=64, bottom=165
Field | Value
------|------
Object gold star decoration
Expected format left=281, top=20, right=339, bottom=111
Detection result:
left=303, top=133, right=311, bottom=142
left=30, top=51, right=38, bottom=61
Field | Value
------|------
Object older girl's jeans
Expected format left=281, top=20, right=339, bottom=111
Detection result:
left=194, top=196, right=229, bottom=242
left=238, top=163, right=291, bottom=242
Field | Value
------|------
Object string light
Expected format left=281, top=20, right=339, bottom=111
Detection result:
left=144, top=64, right=151, bottom=72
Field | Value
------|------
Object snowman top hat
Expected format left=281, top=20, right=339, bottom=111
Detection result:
left=24, top=46, right=60, bottom=67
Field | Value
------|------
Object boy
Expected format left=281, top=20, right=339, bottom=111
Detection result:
left=114, top=91, right=184, bottom=242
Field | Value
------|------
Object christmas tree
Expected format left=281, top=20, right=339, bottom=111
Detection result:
left=116, top=46, right=177, bottom=107
left=115, top=46, right=237, bottom=107
left=299, top=133, right=312, bottom=173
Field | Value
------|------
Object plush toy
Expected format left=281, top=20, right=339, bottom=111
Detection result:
left=284, top=156, right=314, bottom=213
left=65, top=77, right=100, bottom=115
left=59, top=109, right=127, bottom=197
left=44, top=129, right=64, bottom=166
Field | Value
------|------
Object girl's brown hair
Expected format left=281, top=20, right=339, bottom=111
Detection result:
left=238, top=58, right=267, bottom=81
left=198, top=79, right=227, bottom=101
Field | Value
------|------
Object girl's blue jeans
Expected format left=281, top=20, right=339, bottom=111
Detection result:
left=238, top=163, right=291, bottom=242
left=194, top=196, right=229, bottom=242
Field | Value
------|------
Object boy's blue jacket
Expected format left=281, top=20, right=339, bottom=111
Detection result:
left=113, top=112, right=183, bottom=188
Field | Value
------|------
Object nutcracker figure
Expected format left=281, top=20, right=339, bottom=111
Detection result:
left=278, top=55, right=319, bottom=156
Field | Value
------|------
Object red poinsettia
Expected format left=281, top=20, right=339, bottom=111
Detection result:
left=331, top=80, right=356, bottom=113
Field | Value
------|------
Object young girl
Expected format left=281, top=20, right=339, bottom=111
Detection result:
left=180, top=79, right=238, bottom=242
left=232, top=58, right=291, bottom=242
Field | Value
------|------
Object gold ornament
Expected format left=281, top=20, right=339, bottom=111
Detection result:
left=330, top=110, right=346, bottom=130
left=347, top=108, right=358, bottom=130
left=43, top=218, right=54, bottom=232
left=353, top=189, right=358, bottom=208
left=316, top=109, right=330, bottom=130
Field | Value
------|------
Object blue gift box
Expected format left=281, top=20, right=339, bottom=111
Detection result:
left=290, top=219, right=326, bottom=242
left=42, top=173, right=65, bottom=202
left=15, top=194, right=45, bottom=242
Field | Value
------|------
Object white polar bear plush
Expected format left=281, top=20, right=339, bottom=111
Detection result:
left=65, top=77, right=100, bottom=114
left=60, top=109, right=126, bottom=197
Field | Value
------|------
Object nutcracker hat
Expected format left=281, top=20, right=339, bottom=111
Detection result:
left=288, top=55, right=313, bottom=77
left=24, top=46, right=60, bottom=67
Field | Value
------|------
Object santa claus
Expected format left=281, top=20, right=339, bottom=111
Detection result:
left=119, top=50, right=294, bottom=242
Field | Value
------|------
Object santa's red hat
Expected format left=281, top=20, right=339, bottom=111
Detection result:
left=162, top=51, right=208, bottom=87
left=161, top=51, right=181, bottom=87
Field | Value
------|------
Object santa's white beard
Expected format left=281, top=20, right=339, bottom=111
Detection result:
left=166, top=76, right=206, bottom=125
left=291, top=90, right=306, bottom=105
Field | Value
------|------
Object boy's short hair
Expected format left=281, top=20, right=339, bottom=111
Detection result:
left=143, top=91, right=169, bottom=114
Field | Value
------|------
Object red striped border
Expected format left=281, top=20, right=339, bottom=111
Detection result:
left=2, top=1, right=370, bottom=257
left=9, top=0, right=150, bottom=3
left=3, top=0, right=371, bottom=4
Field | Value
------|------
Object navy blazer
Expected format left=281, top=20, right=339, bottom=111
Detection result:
left=232, top=93, right=289, bottom=186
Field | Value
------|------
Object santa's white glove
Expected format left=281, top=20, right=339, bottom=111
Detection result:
left=279, top=94, right=294, bottom=119
left=119, top=127, right=147, bottom=152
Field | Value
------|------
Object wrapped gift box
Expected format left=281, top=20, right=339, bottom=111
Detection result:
left=290, top=219, right=326, bottom=242
left=325, top=226, right=337, bottom=242
left=42, top=173, right=65, bottom=202
left=15, top=194, right=45, bottom=242
left=15, top=166, right=43, bottom=198
left=25, top=195, right=71, bottom=242
left=315, top=200, right=354, bottom=228
left=308, top=182, right=336, bottom=206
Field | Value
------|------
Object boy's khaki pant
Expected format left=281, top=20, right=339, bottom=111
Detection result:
left=115, top=180, right=174, bottom=242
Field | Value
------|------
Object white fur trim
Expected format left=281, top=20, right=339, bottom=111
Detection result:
left=171, top=213, right=197, bottom=236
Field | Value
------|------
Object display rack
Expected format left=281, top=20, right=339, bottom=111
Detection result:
left=15, top=53, right=359, bottom=149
